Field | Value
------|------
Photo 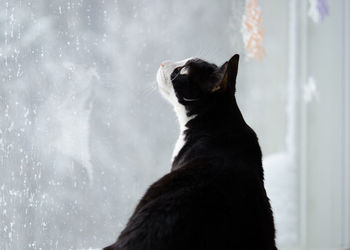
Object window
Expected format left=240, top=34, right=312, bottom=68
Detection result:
left=0, top=1, right=349, bottom=249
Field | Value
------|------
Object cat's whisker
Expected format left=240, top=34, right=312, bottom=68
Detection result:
left=194, top=46, right=204, bottom=58
left=146, top=84, right=158, bottom=96
left=196, top=45, right=212, bottom=60
left=138, top=81, right=158, bottom=97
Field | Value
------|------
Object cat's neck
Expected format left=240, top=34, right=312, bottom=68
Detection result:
left=188, top=97, right=247, bottom=132
left=171, top=97, right=250, bottom=165
left=171, top=103, right=194, bottom=161
left=171, top=114, right=260, bottom=171
left=171, top=93, right=249, bottom=162
left=173, top=102, right=195, bottom=131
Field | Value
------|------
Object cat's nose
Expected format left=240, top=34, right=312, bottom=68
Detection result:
left=161, top=61, right=170, bottom=68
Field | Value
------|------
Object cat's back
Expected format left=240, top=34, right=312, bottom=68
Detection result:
left=109, top=159, right=275, bottom=250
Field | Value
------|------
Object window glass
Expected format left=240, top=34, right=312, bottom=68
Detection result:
left=0, top=1, right=297, bottom=249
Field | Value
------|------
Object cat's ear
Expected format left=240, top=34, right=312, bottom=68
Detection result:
left=210, top=54, right=239, bottom=93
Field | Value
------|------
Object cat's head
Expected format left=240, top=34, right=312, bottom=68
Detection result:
left=156, top=54, right=240, bottom=128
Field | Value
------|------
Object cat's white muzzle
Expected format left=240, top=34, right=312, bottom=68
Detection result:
left=156, top=66, right=172, bottom=100
left=156, top=58, right=193, bottom=102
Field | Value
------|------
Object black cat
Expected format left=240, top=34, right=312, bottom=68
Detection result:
left=104, top=54, right=276, bottom=250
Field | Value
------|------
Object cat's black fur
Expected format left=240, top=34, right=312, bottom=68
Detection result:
left=104, top=55, right=276, bottom=250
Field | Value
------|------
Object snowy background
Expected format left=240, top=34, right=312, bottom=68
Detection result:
left=0, top=0, right=297, bottom=249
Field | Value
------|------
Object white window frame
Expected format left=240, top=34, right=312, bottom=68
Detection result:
left=289, top=0, right=350, bottom=249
